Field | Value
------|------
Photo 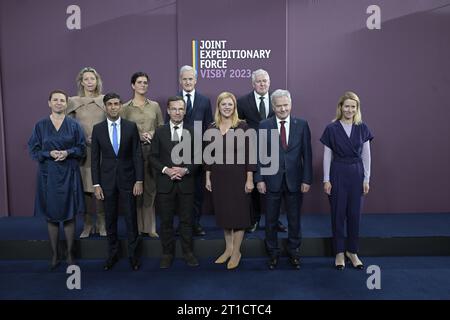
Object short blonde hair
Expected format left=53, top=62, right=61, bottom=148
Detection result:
left=334, top=91, right=362, bottom=125
left=214, top=92, right=240, bottom=128
left=76, top=67, right=103, bottom=97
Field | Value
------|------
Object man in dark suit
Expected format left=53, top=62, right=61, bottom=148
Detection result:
left=91, top=93, right=144, bottom=271
left=172, top=65, right=213, bottom=236
left=255, top=89, right=312, bottom=270
left=237, top=69, right=286, bottom=233
left=150, top=96, right=200, bottom=269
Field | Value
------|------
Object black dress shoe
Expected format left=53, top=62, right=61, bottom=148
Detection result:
left=276, top=221, right=287, bottom=233
left=129, top=257, right=141, bottom=271
left=289, top=257, right=301, bottom=269
left=193, top=225, right=206, bottom=236
left=246, top=222, right=259, bottom=233
left=335, top=264, right=345, bottom=270
left=103, top=256, right=119, bottom=271
left=49, top=260, right=60, bottom=271
left=184, top=253, right=199, bottom=267
left=160, top=254, right=174, bottom=269
left=268, top=257, right=278, bottom=270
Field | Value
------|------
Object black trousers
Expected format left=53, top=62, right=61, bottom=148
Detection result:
left=156, top=183, right=194, bottom=255
left=104, top=187, right=140, bottom=259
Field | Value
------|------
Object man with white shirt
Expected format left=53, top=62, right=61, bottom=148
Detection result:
left=174, top=65, right=213, bottom=236
left=237, top=69, right=287, bottom=233
left=91, top=93, right=144, bottom=271
left=254, top=89, right=313, bottom=270
left=150, top=96, right=199, bottom=269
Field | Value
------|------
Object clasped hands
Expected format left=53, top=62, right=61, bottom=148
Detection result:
left=141, top=132, right=153, bottom=144
left=50, top=150, right=68, bottom=161
left=165, top=167, right=188, bottom=180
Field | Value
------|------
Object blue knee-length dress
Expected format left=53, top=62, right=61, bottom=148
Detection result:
left=28, top=116, right=86, bottom=222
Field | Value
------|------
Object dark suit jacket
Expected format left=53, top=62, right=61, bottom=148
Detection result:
left=254, top=116, right=313, bottom=193
left=237, top=91, right=275, bottom=130
left=149, top=123, right=199, bottom=194
left=165, top=91, right=213, bottom=133
left=91, top=118, right=144, bottom=191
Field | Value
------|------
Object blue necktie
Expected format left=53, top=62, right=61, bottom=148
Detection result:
left=112, top=122, right=119, bottom=155
left=186, top=93, right=192, bottom=115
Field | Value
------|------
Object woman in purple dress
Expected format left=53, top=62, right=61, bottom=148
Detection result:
left=320, top=91, right=373, bottom=270
left=205, top=92, right=255, bottom=270
left=28, top=90, right=86, bottom=269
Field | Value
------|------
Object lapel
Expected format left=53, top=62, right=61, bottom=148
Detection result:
left=337, top=121, right=358, bottom=155
left=267, top=93, right=274, bottom=118
left=162, top=123, right=175, bottom=146
left=286, top=118, right=298, bottom=151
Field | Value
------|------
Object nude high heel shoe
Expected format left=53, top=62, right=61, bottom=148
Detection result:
left=227, top=252, right=242, bottom=270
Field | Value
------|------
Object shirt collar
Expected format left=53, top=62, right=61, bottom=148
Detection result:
left=276, top=115, right=290, bottom=125
left=254, top=91, right=269, bottom=101
left=170, top=121, right=183, bottom=129
left=107, top=117, right=121, bottom=126
left=183, top=89, right=195, bottom=98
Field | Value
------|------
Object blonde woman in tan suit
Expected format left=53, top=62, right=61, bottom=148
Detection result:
left=121, top=72, right=164, bottom=237
left=67, top=67, right=107, bottom=238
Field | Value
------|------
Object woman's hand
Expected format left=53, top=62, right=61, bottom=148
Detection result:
left=363, top=182, right=370, bottom=195
left=205, top=179, right=212, bottom=192
left=324, top=181, right=332, bottom=195
left=245, top=180, right=254, bottom=194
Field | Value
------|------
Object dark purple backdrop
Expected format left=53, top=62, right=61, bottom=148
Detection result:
left=0, top=0, right=449, bottom=217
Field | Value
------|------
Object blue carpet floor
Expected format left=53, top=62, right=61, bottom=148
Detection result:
left=1, top=256, right=449, bottom=300
left=1, top=213, right=450, bottom=240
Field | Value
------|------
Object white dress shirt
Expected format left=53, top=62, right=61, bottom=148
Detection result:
left=107, top=117, right=121, bottom=150
left=183, top=89, right=195, bottom=109
left=254, top=91, right=269, bottom=118
left=276, top=115, right=290, bottom=145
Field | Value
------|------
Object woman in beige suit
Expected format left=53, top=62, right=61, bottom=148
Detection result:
left=67, top=67, right=106, bottom=238
left=122, top=72, right=164, bottom=237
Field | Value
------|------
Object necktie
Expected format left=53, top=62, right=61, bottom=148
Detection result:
left=112, top=122, right=119, bottom=155
left=259, top=96, right=266, bottom=120
left=186, top=93, right=192, bottom=115
left=172, top=125, right=180, bottom=142
left=280, top=121, right=287, bottom=150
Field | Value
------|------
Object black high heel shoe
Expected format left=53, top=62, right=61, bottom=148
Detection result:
left=345, top=252, right=364, bottom=270
left=335, top=253, right=345, bottom=270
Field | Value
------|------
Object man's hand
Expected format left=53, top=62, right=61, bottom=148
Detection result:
left=133, top=182, right=143, bottom=196
left=257, top=181, right=266, bottom=194
left=301, top=183, right=310, bottom=193
left=94, top=186, right=104, bottom=200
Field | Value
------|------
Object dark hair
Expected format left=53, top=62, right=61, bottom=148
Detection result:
left=48, top=89, right=68, bottom=102
left=166, top=96, right=185, bottom=108
left=103, top=92, right=121, bottom=104
left=131, top=72, right=149, bottom=85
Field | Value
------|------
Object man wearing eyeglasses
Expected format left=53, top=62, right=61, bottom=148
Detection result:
left=150, top=96, right=200, bottom=269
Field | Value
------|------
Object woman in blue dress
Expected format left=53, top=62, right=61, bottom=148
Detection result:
left=320, top=91, right=373, bottom=270
left=28, top=90, right=86, bottom=269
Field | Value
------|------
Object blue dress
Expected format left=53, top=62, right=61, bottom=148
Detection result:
left=320, top=121, right=373, bottom=253
left=28, top=116, right=86, bottom=222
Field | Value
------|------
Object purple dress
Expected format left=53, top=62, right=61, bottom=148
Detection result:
left=28, top=117, right=86, bottom=222
left=320, top=121, right=373, bottom=253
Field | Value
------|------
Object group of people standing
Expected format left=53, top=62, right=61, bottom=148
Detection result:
left=28, top=66, right=373, bottom=272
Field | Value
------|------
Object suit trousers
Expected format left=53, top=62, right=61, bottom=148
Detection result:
left=104, top=187, right=140, bottom=259
left=265, top=175, right=303, bottom=259
left=156, top=183, right=194, bottom=255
